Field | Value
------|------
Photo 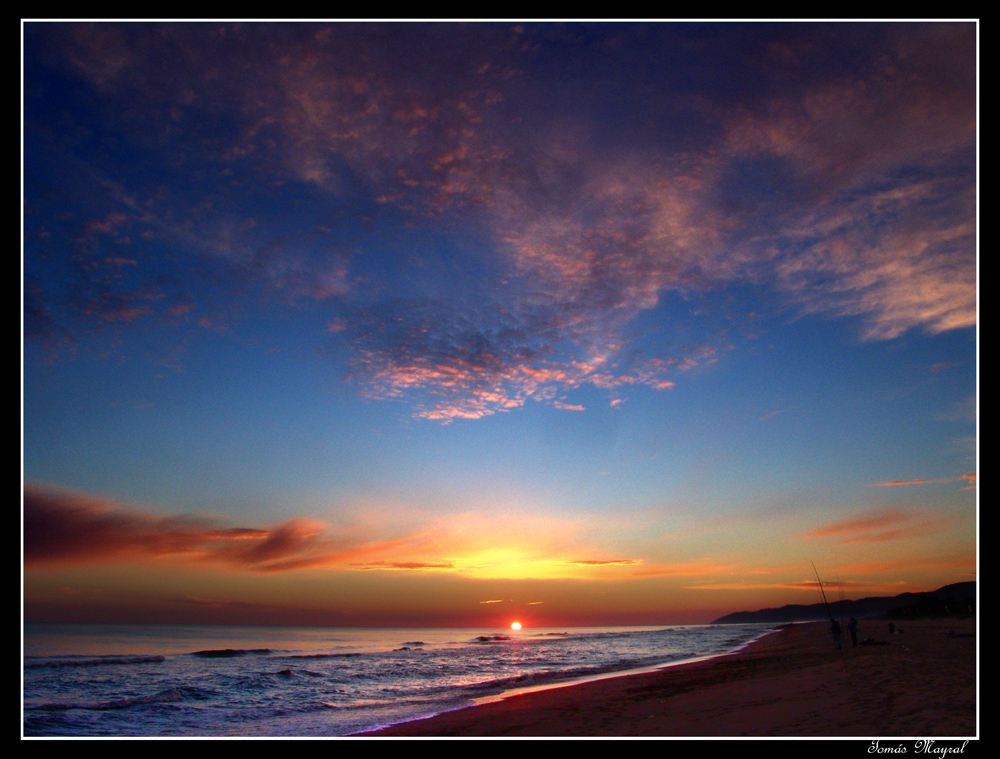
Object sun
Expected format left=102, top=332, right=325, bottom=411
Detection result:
left=510, top=622, right=522, bottom=630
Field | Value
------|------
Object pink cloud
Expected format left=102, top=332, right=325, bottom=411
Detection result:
left=829, top=556, right=975, bottom=575
left=801, top=511, right=942, bottom=544
left=349, top=561, right=455, bottom=571
left=22, top=483, right=441, bottom=574
left=872, top=473, right=976, bottom=489
left=630, top=561, right=736, bottom=578
left=29, top=24, right=975, bottom=417
left=759, top=409, right=787, bottom=421
left=342, top=295, right=709, bottom=422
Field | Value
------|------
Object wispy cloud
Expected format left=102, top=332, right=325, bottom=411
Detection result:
left=276, top=23, right=974, bottom=416
left=631, top=561, right=736, bottom=578
left=828, top=556, right=975, bottom=576
left=338, top=298, right=699, bottom=420
left=23, top=483, right=428, bottom=574
left=759, top=409, right=787, bottom=421
left=350, top=561, right=455, bottom=571
left=801, top=510, right=942, bottom=544
left=688, top=579, right=908, bottom=593
left=717, top=24, right=976, bottom=341
left=25, top=23, right=976, bottom=417
left=24, top=482, right=651, bottom=578
left=872, top=473, right=976, bottom=489
left=929, top=361, right=963, bottom=373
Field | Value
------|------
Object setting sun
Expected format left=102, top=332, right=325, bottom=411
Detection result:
left=511, top=622, right=522, bottom=630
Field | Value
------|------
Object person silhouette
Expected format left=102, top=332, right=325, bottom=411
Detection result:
left=848, top=616, right=859, bottom=647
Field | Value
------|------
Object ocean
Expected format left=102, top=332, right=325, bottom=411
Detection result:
left=23, top=622, right=775, bottom=737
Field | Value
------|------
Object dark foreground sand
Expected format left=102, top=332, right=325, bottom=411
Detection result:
left=361, top=618, right=976, bottom=737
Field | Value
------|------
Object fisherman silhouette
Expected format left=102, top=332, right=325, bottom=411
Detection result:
left=831, top=618, right=843, bottom=650
left=848, top=616, right=859, bottom=647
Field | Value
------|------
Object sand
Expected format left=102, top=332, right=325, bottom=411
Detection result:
left=360, top=618, right=976, bottom=737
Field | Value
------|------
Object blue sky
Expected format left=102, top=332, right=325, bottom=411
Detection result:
left=23, top=21, right=976, bottom=627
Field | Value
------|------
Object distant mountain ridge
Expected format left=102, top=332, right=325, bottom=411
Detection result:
left=712, top=581, right=975, bottom=624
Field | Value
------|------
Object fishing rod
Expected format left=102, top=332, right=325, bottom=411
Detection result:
left=811, top=560, right=834, bottom=623
left=812, top=561, right=845, bottom=656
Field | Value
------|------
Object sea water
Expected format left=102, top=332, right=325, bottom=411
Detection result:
left=23, top=622, right=775, bottom=737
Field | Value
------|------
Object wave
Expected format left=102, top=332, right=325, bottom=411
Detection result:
left=28, top=688, right=185, bottom=712
left=470, top=626, right=687, bottom=647
left=190, top=648, right=273, bottom=658
left=273, top=667, right=324, bottom=678
left=278, top=652, right=361, bottom=660
left=458, top=652, right=694, bottom=697
left=461, top=662, right=629, bottom=694
left=24, top=655, right=166, bottom=669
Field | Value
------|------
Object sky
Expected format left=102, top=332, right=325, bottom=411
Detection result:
left=22, top=21, right=977, bottom=628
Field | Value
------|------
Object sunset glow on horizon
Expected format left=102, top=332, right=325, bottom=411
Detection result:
left=23, top=21, right=977, bottom=628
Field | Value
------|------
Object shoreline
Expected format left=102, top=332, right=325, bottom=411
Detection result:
left=469, top=624, right=780, bottom=708
left=357, top=617, right=976, bottom=737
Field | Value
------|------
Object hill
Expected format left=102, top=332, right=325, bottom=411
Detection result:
left=712, top=581, right=975, bottom=624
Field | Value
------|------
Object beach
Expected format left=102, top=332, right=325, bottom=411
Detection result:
left=362, top=618, right=976, bottom=737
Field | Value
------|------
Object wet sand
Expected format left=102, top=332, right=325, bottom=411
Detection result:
left=361, top=618, right=976, bottom=737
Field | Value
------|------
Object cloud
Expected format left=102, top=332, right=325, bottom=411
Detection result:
left=491, top=150, right=732, bottom=316
left=723, top=28, right=977, bottom=341
left=929, top=361, right=963, bottom=373
left=688, top=579, right=905, bottom=593
left=800, top=511, right=942, bottom=544
left=22, top=483, right=426, bottom=574
left=337, top=297, right=698, bottom=421
left=25, top=23, right=976, bottom=412
left=768, top=188, right=976, bottom=341
left=23, top=277, right=64, bottom=344
left=350, top=561, right=455, bottom=571
left=329, top=24, right=973, bottom=416
left=828, top=556, right=975, bottom=576
left=631, top=561, right=736, bottom=578
left=872, top=473, right=976, bottom=489
left=785, top=579, right=883, bottom=591
left=23, top=483, right=648, bottom=578
left=684, top=27, right=976, bottom=343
